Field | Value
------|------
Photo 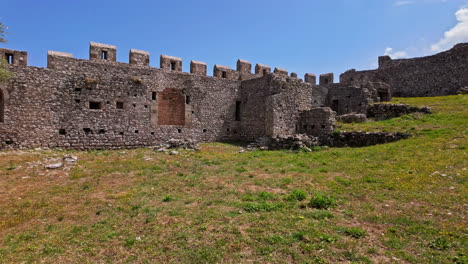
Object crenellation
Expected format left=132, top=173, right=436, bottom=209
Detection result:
left=160, top=55, right=182, bottom=72
left=304, top=73, right=316, bottom=84
left=89, top=42, right=117, bottom=62
left=274, top=67, right=288, bottom=76
left=129, top=49, right=150, bottom=66
left=190, top=60, right=207, bottom=76
left=0, top=48, right=28, bottom=66
left=319, top=73, right=334, bottom=86
left=255, top=64, right=271, bottom=76
left=47, top=51, right=73, bottom=69
left=214, top=64, right=237, bottom=80
left=290, top=72, right=298, bottom=78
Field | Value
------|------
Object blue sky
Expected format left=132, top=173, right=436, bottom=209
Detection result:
left=1, top=0, right=468, bottom=78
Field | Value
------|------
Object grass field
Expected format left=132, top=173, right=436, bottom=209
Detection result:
left=0, top=95, right=466, bottom=263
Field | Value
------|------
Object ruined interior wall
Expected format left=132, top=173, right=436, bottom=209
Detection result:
left=340, top=43, right=468, bottom=97
left=267, top=75, right=314, bottom=137
left=325, top=85, right=370, bottom=115
left=239, top=75, right=271, bottom=140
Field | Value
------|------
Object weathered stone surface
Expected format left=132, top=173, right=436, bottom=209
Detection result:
left=367, top=104, right=431, bottom=120
left=340, top=43, right=468, bottom=97
left=45, top=162, right=63, bottom=169
left=246, top=134, right=319, bottom=151
left=328, top=131, right=411, bottom=147
left=1, top=41, right=460, bottom=151
left=337, top=113, right=368, bottom=123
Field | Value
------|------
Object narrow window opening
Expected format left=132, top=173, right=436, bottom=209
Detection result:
left=106, top=101, right=110, bottom=104
left=119, top=132, right=124, bottom=135
left=227, top=128, right=230, bottom=132
left=235, top=101, right=241, bottom=121
left=170, top=62, right=176, bottom=71
left=135, top=130, right=139, bottom=134
left=5, top=54, right=13, bottom=64
left=324, top=78, right=329, bottom=84
left=132, top=104, right=136, bottom=108
left=151, top=132, right=155, bottom=135
left=59, top=129, right=66, bottom=135
left=203, top=129, right=207, bottom=133
left=177, top=128, right=182, bottom=133
left=222, top=71, right=227, bottom=79
left=134, top=94, right=137, bottom=97
left=144, top=105, right=148, bottom=108
left=152, top=92, right=157, bottom=100
left=89, top=101, right=102, bottom=110
left=262, top=69, right=267, bottom=76
left=185, top=96, right=191, bottom=104
left=116, top=102, right=124, bottom=109
left=83, top=128, right=92, bottom=135
left=101, top=50, right=108, bottom=60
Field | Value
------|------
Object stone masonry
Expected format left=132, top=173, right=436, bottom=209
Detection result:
left=0, top=41, right=466, bottom=149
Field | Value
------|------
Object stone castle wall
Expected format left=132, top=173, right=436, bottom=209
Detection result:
left=340, top=43, right=468, bottom=97
left=0, top=43, right=332, bottom=149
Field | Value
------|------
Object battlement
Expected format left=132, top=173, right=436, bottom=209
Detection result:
left=160, top=55, right=182, bottom=72
left=47, top=50, right=73, bottom=69
left=3, top=42, right=320, bottom=85
left=130, top=49, right=150, bottom=66
left=0, top=48, right=28, bottom=66
left=190, top=60, right=207, bottom=76
left=274, top=67, right=288, bottom=76
left=320, top=73, right=334, bottom=85
left=89, top=41, right=117, bottom=62
left=255, top=64, right=271, bottom=76
left=304, top=73, right=316, bottom=84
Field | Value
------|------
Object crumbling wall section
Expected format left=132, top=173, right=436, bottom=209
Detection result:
left=340, top=43, right=468, bottom=97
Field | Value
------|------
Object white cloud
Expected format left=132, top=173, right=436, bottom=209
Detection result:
left=431, top=8, right=468, bottom=52
left=394, top=1, right=414, bottom=6
left=384, top=47, right=408, bottom=59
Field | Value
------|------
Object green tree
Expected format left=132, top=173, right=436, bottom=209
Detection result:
left=0, top=22, right=13, bottom=83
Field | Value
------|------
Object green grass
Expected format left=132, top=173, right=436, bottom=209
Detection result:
left=0, top=95, right=466, bottom=263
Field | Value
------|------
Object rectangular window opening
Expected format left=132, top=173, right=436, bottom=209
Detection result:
left=116, top=102, right=124, bottom=109
left=235, top=101, right=241, bottom=121
left=83, top=128, right=92, bottom=135
left=222, top=71, right=227, bottom=79
left=5, top=54, right=13, bottom=64
left=262, top=69, right=267, bottom=76
left=170, top=62, right=176, bottom=71
left=89, top=101, right=102, bottom=110
left=59, top=129, right=66, bottom=135
left=101, top=50, right=108, bottom=60
left=152, top=92, right=157, bottom=100
left=185, top=95, right=190, bottom=105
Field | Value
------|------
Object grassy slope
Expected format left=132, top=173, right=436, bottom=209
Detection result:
left=0, top=95, right=466, bottom=264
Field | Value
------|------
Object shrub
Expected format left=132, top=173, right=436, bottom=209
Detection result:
left=309, top=193, right=336, bottom=209
left=284, top=190, right=307, bottom=202
left=338, top=227, right=367, bottom=239
left=162, top=195, right=174, bottom=202
left=243, top=202, right=283, bottom=212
